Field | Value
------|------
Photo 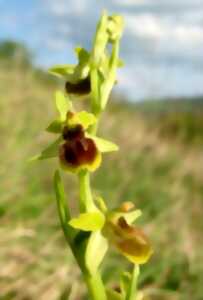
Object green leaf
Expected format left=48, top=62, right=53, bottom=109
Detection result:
left=69, top=111, right=97, bottom=129
left=85, top=231, right=108, bottom=275
left=59, top=286, right=72, bottom=300
left=34, top=137, right=62, bottom=160
left=54, top=170, right=74, bottom=243
left=54, top=170, right=71, bottom=221
left=120, top=272, right=131, bottom=298
left=106, top=288, right=123, bottom=300
left=55, top=91, right=71, bottom=121
left=69, top=212, right=105, bottom=232
left=88, top=135, right=119, bottom=152
left=46, top=119, right=63, bottom=133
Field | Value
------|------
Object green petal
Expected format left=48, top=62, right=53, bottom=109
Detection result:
left=55, top=91, right=71, bottom=121
left=69, top=212, right=105, bottom=232
left=95, top=197, right=107, bottom=213
left=46, top=119, right=63, bottom=133
left=124, top=210, right=142, bottom=224
left=87, top=135, right=119, bottom=152
left=32, top=137, right=62, bottom=161
left=85, top=231, right=108, bottom=275
left=68, top=111, right=97, bottom=129
left=109, top=210, right=142, bottom=225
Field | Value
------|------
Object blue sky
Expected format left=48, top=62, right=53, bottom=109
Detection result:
left=1, top=0, right=203, bottom=100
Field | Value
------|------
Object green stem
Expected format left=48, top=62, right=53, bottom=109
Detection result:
left=78, top=170, right=97, bottom=212
left=126, top=265, right=140, bottom=300
left=78, top=171, right=107, bottom=300
left=90, top=66, right=100, bottom=114
left=84, top=272, right=107, bottom=300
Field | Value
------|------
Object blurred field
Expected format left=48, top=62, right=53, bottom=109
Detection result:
left=0, top=46, right=203, bottom=300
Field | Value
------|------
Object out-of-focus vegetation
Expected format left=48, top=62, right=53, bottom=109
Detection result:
left=0, top=40, right=203, bottom=300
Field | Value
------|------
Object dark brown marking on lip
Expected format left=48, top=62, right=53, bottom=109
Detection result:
left=59, top=137, right=98, bottom=168
left=62, top=124, right=84, bottom=141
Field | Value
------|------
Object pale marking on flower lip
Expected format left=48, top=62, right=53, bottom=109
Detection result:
left=80, top=138, right=89, bottom=151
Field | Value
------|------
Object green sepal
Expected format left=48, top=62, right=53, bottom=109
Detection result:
left=49, top=48, right=90, bottom=84
left=87, top=134, right=119, bottom=152
left=69, top=212, right=105, bottom=232
left=55, top=91, right=71, bottom=121
left=68, top=111, right=97, bottom=129
left=72, top=47, right=90, bottom=82
left=91, top=11, right=109, bottom=66
left=106, top=288, right=123, bottom=300
left=85, top=231, right=108, bottom=275
left=32, top=137, right=62, bottom=161
left=49, top=64, right=75, bottom=78
left=46, top=119, right=63, bottom=133
left=100, top=40, right=119, bottom=109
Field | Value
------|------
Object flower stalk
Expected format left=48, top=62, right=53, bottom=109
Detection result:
left=78, top=170, right=96, bottom=213
left=35, top=11, right=153, bottom=300
left=126, top=265, right=140, bottom=300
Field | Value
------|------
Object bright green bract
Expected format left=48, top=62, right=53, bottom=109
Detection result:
left=69, top=212, right=105, bottom=231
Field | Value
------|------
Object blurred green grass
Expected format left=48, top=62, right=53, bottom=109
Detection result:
left=0, top=55, right=203, bottom=300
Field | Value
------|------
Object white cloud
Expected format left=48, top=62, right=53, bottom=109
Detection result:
left=126, top=14, right=203, bottom=45
left=114, top=0, right=148, bottom=6
left=45, top=38, right=71, bottom=51
left=46, top=0, right=88, bottom=17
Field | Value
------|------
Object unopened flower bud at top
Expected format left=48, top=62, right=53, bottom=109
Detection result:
left=65, top=77, right=91, bottom=95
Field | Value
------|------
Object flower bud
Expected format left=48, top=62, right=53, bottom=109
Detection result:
left=65, top=77, right=91, bottom=95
